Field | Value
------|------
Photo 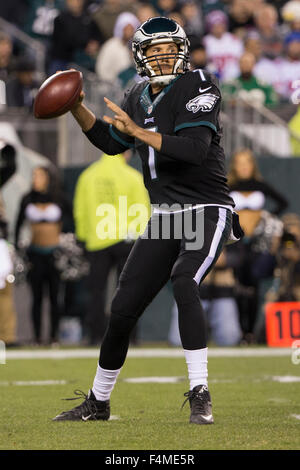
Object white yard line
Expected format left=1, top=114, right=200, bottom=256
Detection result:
left=3, top=347, right=292, bottom=360
left=290, top=414, right=300, bottom=420
left=109, top=415, right=120, bottom=421
left=0, top=380, right=68, bottom=386
left=0, top=375, right=298, bottom=387
left=271, top=376, right=300, bottom=383
left=123, top=376, right=186, bottom=383
left=123, top=376, right=236, bottom=384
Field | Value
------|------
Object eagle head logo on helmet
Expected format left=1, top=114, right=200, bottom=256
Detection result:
left=132, top=17, right=190, bottom=87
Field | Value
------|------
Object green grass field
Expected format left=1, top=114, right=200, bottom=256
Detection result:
left=0, top=347, right=299, bottom=450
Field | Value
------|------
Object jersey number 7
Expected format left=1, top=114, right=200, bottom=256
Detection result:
left=147, top=126, right=158, bottom=180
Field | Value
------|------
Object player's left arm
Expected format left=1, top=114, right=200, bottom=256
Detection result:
left=104, top=97, right=211, bottom=159
left=103, top=97, right=163, bottom=150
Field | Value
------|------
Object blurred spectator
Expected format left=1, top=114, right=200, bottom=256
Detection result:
left=135, top=3, right=158, bottom=24
left=115, top=8, right=145, bottom=89
left=49, top=0, right=103, bottom=74
left=117, top=63, right=145, bottom=90
left=253, top=3, right=284, bottom=59
left=228, top=149, right=288, bottom=232
left=245, top=32, right=281, bottom=94
left=5, top=58, right=40, bottom=110
left=0, top=242, right=16, bottom=346
left=228, top=0, right=256, bottom=39
left=168, top=12, right=186, bottom=29
left=0, top=141, right=16, bottom=189
left=222, top=51, right=279, bottom=107
left=277, top=32, right=300, bottom=98
left=288, top=105, right=300, bottom=156
left=228, top=148, right=288, bottom=342
left=270, top=0, right=288, bottom=19
left=95, top=11, right=139, bottom=82
left=153, top=0, right=177, bottom=16
left=281, top=1, right=300, bottom=35
left=188, top=40, right=207, bottom=70
left=282, top=0, right=300, bottom=24
left=281, top=212, right=300, bottom=241
left=15, top=166, right=73, bottom=345
left=203, top=10, right=244, bottom=81
left=91, top=0, right=135, bottom=41
left=290, top=16, right=300, bottom=33
left=0, top=141, right=17, bottom=347
left=73, top=151, right=150, bottom=345
left=0, top=0, right=29, bottom=29
left=245, top=31, right=284, bottom=94
left=24, top=0, right=64, bottom=48
left=244, top=30, right=263, bottom=60
left=254, top=32, right=300, bottom=101
left=117, top=63, right=144, bottom=90
left=178, top=0, right=203, bottom=39
left=265, top=231, right=300, bottom=302
left=0, top=32, right=15, bottom=83
left=201, top=0, right=227, bottom=16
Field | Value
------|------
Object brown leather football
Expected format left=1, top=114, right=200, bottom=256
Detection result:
left=34, top=70, right=83, bottom=119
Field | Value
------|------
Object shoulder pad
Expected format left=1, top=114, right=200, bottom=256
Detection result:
left=188, top=69, right=220, bottom=89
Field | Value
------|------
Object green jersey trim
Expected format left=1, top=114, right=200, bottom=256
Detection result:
left=109, top=125, right=135, bottom=149
left=174, top=121, right=217, bottom=133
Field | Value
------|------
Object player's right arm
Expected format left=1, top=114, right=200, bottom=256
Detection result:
left=70, top=91, right=134, bottom=156
left=70, top=93, right=96, bottom=132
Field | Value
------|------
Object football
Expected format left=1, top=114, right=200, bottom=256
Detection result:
left=34, top=70, right=83, bottom=119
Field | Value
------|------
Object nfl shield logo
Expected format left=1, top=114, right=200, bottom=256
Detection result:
left=147, top=106, right=153, bottom=114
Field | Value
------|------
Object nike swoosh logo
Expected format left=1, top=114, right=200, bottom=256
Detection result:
left=199, top=86, right=212, bottom=93
left=82, top=414, right=91, bottom=421
left=201, top=414, right=213, bottom=421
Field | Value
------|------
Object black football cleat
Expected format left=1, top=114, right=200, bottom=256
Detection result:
left=181, top=384, right=214, bottom=424
left=53, top=389, right=110, bottom=422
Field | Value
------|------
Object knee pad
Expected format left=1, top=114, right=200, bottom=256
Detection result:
left=171, top=275, right=199, bottom=306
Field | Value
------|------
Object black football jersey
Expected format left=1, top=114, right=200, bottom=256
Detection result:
left=110, top=69, right=234, bottom=208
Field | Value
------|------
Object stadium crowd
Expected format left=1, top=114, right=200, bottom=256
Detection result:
left=0, top=1, right=300, bottom=347
left=1, top=0, right=300, bottom=104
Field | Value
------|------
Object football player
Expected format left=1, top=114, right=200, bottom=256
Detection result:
left=53, top=17, right=237, bottom=425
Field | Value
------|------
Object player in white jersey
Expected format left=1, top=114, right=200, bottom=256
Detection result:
left=203, top=10, right=243, bottom=82
left=255, top=32, right=300, bottom=100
